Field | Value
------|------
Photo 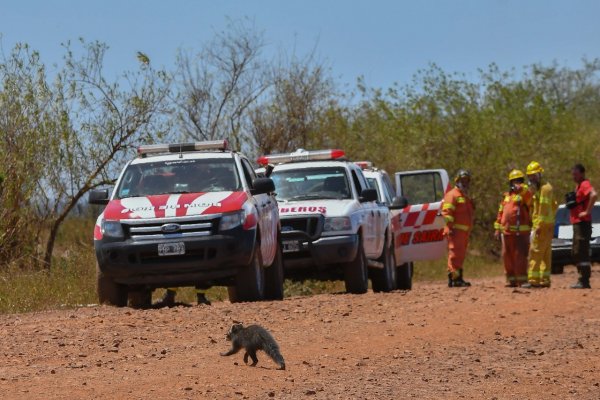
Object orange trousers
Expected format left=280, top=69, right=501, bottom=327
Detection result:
left=447, top=230, right=470, bottom=273
left=502, top=234, right=530, bottom=285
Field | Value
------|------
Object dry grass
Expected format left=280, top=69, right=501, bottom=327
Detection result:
left=0, top=218, right=504, bottom=314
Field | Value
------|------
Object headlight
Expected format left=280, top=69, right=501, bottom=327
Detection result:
left=101, top=220, right=124, bottom=239
left=324, top=217, right=352, bottom=232
left=219, top=211, right=244, bottom=231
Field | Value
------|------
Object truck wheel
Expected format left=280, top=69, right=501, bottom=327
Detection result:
left=396, top=262, right=413, bottom=290
left=371, top=237, right=397, bottom=292
left=228, top=250, right=265, bottom=302
left=344, top=235, right=369, bottom=294
left=264, top=244, right=284, bottom=301
left=128, top=288, right=152, bottom=309
left=97, top=265, right=127, bottom=307
left=551, top=263, right=564, bottom=274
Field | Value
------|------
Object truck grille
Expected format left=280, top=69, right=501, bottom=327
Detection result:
left=122, top=215, right=216, bottom=241
left=280, top=216, right=323, bottom=240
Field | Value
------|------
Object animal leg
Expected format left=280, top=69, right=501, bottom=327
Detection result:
left=220, top=344, right=240, bottom=357
left=248, top=350, right=259, bottom=367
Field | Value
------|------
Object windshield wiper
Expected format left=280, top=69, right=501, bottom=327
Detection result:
left=286, top=194, right=343, bottom=201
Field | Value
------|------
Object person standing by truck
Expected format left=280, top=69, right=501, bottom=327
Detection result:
left=442, top=169, right=475, bottom=287
left=568, top=164, right=597, bottom=289
left=523, top=161, right=557, bottom=288
left=494, top=170, right=533, bottom=287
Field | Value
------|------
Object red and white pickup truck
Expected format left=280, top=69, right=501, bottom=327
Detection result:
left=89, top=140, right=283, bottom=306
left=359, top=162, right=450, bottom=289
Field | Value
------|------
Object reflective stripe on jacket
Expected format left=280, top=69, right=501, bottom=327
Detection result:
left=442, top=186, right=474, bottom=232
left=494, top=186, right=533, bottom=235
left=532, top=182, right=557, bottom=229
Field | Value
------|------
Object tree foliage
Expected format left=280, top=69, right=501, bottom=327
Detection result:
left=2, top=22, right=600, bottom=268
left=0, top=40, right=170, bottom=269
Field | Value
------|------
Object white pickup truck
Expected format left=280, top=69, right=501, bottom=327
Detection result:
left=359, top=162, right=451, bottom=289
left=257, top=149, right=397, bottom=294
left=89, top=140, right=283, bottom=307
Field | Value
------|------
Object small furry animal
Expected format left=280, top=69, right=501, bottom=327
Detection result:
left=221, top=323, right=286, bottom=370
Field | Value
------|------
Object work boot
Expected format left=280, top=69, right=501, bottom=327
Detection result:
left=447, top=273, right=454, bottom=288
left=452, top=269, right=471, bottom=287
left=196, top=292, right=212, bottom=306
left=571, top=265, right=592, bottom=289
left=520, top=282, right=533, bottom=289
left=156, top=289, right=176, bottom=307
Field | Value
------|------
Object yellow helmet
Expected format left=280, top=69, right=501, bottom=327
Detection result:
left=508, top=169, right=525, bottom=182
left=526, top=161, right=544, bottom=175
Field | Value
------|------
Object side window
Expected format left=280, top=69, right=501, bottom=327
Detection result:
left=399, top=172, right=444, bottom=204
left=350, top=169, right=367, bottom=195
left=241, top=159, right=257, bottom=188
left=382, top=174, right=395, bottom=204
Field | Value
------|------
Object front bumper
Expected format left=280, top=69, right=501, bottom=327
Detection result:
left=95, top=228, right=255, bottom=286
left=281, top=231, right=359, bottom=268
left=551, top=241, right=600, bottom=266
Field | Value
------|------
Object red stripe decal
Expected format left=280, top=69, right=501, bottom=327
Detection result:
left=422, top=210, right=438, bottom=225
left=403, top=212, right=420, bottom=227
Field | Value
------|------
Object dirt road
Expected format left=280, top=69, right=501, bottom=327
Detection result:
left=1, top=267, right=599, bottom=399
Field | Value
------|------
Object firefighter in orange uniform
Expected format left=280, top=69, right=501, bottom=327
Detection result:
left=494, top=170, right=533, bottom=287
left=442, top=169, right=475, bottom=287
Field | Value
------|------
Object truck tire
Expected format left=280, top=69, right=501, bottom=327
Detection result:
left=264, top=243, right=284, bottom=301
left=97, top=265, right=127, bottom=307
left=371, top=236, right=397, bottom=292
left=396, top=262, right=413, bottom=290
left=228, top=250, right=265, bottom=302
left=128, top=288, right=152, bottom=309
left=551, top=263, right=564, bottom=274
left=344, top=235, right=369, bottom=294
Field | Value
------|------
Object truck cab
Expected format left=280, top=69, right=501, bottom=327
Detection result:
left=89, top=140, right=283, bottom=306
left=360, top=163, right=450, bottom=289
left=258, top=149, right=392, bottom=294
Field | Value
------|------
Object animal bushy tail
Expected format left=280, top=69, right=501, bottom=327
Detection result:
left=262, top=332, right=285, bottom=370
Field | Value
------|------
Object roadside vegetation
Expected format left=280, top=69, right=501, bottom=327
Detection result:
left=1, top=20, right=599, bottom=313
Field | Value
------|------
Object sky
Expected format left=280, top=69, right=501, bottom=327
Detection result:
left=1, top=0, right=599, bottom=89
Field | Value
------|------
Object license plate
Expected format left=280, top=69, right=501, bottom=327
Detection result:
left=282, top=240, right=301, bottom=253
left=158, top=242, right=185, bottom=256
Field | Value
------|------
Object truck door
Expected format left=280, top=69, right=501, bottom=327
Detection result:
left=241, top=158, right=277, bottom=266
left=393, top=169, right=449, bottom=264
left=350, top=168, right=378, bottom=258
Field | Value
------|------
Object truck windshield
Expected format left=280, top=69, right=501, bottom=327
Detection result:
left=115, top=158, right=241, bottom=199
left=271, top=167, right=352, bottom=201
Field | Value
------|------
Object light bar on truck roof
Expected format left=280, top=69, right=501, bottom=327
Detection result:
left=355, top=161, right=373, bottom=170
left=257, top=149, right=345, bottom=166
left=138, top=139, right=229, bottom=156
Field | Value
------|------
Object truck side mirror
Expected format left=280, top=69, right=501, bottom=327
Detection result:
left=389, top=196, right=409, bottom=210
left=359, top=188, right=378, bottom=203
left=89, top=189, right=110, bottom=205
left=251, top=178, right=275, bottom=195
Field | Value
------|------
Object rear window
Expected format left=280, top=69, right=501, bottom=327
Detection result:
left=555, top=208, right=569, bottom=225
left=116, top=158, right=241, bottom=199
left=593, top=206, right=600, bottom=223
left=555, top=205, right=600, bottom=224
